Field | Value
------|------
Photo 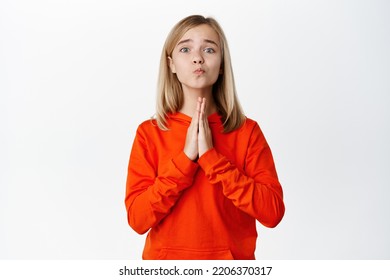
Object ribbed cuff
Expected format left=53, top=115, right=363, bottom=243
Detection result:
left=172, top=151, right=199, bottom=178
left=198, top=148, right=221, bottom=174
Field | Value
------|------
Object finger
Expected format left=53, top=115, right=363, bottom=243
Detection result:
left=201, top=98, right=206, bottom=115
left=200, top=98, right=206, bottom=123
left=195, top=98, right=201, bottom=125
left=197, top=97, right=202, bottom=114
left=189, top=98, right=201, bottom=129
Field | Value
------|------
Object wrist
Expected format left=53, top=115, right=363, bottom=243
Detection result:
left=184, top=150, right=198, bottom=162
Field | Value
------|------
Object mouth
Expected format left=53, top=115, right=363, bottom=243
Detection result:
left=194, top=68, right=205, bottom=75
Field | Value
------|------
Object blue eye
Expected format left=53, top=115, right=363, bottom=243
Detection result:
left=204, top=48, right=215, bottom=53
left=180, top=47, right=190, bottom=53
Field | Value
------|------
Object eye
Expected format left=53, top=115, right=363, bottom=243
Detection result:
left=204, top=48, right=215, bottom=53
left=179, top=47, right=190, bottom=53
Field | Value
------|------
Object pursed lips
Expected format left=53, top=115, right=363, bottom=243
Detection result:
left=194, top=68, right=205, bottom=75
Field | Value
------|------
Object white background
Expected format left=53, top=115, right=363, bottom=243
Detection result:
left=1, top=0, right=389, bottom=259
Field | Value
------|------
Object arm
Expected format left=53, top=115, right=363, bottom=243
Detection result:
left=198, top=123, right=285, bottom=228
left=125, top=126, right=198, bottom=234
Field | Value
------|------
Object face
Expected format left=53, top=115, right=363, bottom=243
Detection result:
left=168, top=24, right=222, bottom=94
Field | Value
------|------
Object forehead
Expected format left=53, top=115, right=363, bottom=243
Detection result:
left=177, top=24, right=220, bottom=44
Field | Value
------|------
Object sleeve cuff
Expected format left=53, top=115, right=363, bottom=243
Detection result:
left=172, top=151, right=199, bottom=178
left=198, top=148, right=221, bottom=174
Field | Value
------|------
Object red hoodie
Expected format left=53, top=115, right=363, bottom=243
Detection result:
left=125, top=112, right=285, bottom=259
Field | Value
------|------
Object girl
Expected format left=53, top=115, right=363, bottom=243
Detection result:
left=125, top=15, right=285, bottom=260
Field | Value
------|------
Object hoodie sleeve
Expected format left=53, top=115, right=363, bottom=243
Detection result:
left=198, top=122, right=285, bottom=228
left=125, top=125, right=199, bottom=234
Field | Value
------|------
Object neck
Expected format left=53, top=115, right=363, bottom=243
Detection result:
left=179, top=87, right=217, bottom=117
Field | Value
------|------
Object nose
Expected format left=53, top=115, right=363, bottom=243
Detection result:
left=192, top=52, right=204, bottom=64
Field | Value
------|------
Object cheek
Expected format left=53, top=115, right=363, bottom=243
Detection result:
left=211, top=59, right=223, bottom=76
left=173, top=67, right=188, bottom=83
left=172, top=59, right=187, bottom=72
left=169, top=61, right=184, bottom=80
left=212, top=56, right=222, bottom=70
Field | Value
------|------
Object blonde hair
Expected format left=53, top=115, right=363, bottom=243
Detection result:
left=155, top=15, right=245, bottom=133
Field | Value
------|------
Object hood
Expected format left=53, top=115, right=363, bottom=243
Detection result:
left=167, top=112, right=223, bottom=127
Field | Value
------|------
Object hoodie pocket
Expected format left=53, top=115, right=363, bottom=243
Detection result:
left=157, top=247, right=234, bottom=260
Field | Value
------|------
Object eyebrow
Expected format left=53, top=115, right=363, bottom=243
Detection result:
left=177, top=38, right=219, bottom=47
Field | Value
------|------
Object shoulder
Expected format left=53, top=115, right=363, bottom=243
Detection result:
left=239, top=116, right=261, bottom=133
left=238, top=116, right=267, bottom=142
left=134, top=118, right=160, bottom=137
left=242, top=116, right=257, bottom=127
left=138, top=118, right=158, bottom=129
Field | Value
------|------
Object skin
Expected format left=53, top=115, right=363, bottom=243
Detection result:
left=184, top=96, right=214, bottom=161
left=168, top=24, right=221, bottom=161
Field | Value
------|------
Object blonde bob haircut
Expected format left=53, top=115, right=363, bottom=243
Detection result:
left=155, top=15, right=245, bottom=133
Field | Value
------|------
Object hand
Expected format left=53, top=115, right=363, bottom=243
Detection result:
left=183, top=99, right=201, bottom=161
left=183, top=97, right=213, bottom=161
left=198, top=98, right=213, bottom=157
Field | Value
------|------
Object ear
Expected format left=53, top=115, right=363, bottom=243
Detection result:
left=168, top=56, right=176, bottom=73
